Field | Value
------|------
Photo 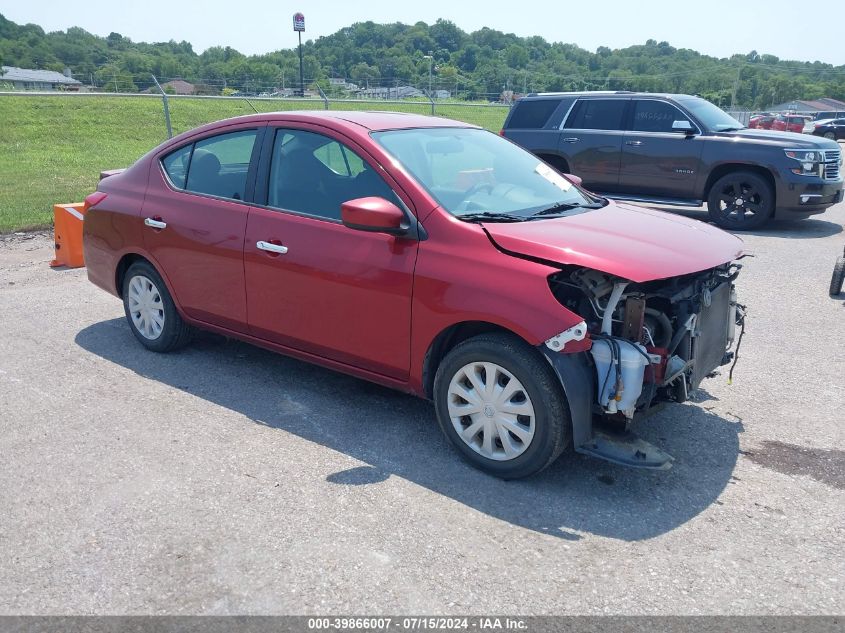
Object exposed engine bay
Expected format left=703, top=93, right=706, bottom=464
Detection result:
left=548, top=264, right=746, bottom=422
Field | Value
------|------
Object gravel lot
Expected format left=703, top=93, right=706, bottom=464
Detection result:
left=1, top=202, right=844, bottom=615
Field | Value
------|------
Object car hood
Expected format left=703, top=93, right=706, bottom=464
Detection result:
left=482, top=201, right=745, bottom=283
left=716, top=128, right=840, bottom=149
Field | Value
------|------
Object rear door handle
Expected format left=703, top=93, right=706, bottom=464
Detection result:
left=144, top=217, right=167, bottom=229
left=257, top=240, right=288, bottom=255
left=562, top=137, right=580, bottom=143
left=626, top=140, right=644, bottom=147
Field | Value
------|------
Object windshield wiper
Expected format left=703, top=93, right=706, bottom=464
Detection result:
left=456, top=212, right=527, bottom=223
left=530, top=201, right=603, bottom=217
left=719, top=126, right=745, bottom=132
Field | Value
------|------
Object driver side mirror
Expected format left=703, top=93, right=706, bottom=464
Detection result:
left=341, top=196, right=408, bottom=236
left=671, top=120, right=696, bottom=135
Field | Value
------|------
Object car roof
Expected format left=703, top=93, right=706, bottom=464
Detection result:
left=519, top=91, right=693, bottom=100
left=200, top=110, right=476, bottom=132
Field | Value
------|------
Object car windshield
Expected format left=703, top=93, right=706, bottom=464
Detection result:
left=676, top=96, right=745, bottom=132
left=371, top=127, right=603, bottom=220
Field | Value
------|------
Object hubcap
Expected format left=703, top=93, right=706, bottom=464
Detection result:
left=127, top=275, right=165, bottom=340
left=447, top=362, right=536, bottom=461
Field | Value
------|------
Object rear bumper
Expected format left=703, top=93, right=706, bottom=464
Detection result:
left=775, top=176, right=844, bottom=218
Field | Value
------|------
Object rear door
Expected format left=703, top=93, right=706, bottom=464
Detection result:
left=619, top=99, right=705, bottom=199
left=243, top=125, right=418, bottom=379
left=559, top=98, right=628, bottom=192
left=142, top=124, right=264, bottom=332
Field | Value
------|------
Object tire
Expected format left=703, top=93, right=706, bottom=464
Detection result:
left=830, top=257, right=845, bottom=297
left=433, top=333, right=571, bottom=479
left=707, top=171, right=775, bottom=231
left=824, top=132, right=835, bottom=140
left=122, top=261, right=193, bottom=352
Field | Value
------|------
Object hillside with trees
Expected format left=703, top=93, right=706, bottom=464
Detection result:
left=2, top=13, right=844, bottom=107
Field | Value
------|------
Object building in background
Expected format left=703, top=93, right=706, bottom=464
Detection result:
left=0, top=66, right=82, bottom=91
left=769, top=97, right=845, bottom=113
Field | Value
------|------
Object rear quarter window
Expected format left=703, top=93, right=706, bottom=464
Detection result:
left=507, top=99, right=568, bottom=129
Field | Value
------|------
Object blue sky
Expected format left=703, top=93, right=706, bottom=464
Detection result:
left=2, top=0, right=842, bottom=66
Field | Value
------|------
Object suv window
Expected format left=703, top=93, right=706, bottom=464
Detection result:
left=564, top=99, right=627, bottom=131
left=508, top=99, right=566, bottom=129
left=181, top=129, right=258, bottom=200
left=267, top=129, right=396, bottom=220
left=630, top=100, right=692, bottom=133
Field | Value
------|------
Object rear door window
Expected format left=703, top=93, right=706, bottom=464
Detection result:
left=184, top=130, right=258, bottom=201
left=564, top=99, right=627, bottom=131
left=161, top=145, right=192, bottom=189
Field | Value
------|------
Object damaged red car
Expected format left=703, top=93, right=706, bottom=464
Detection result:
left=83, top=111, right=746, bottom=479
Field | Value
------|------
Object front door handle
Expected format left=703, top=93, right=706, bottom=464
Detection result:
left=144, top=217, right=167, bottom=229
left=257, top=240, right=289, bottom=255
left=562, top=137, right=580, bottom=143
left=626, top=140, right=644, bottom=147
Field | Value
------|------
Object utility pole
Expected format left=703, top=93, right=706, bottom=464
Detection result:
left=424, top=53, right=433, bottom=96
left=731, top=65, right=741, bottom=110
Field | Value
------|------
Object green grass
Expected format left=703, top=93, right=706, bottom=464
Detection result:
left=0, top=95, right=509, bottom=232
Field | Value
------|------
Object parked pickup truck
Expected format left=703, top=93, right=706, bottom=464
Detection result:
left=502, top=92, right=843, bottom=229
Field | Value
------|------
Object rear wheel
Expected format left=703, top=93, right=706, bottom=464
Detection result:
left=824, top=131, right=836, bottom=140
left=433, top=333, right=571, bottom=479
left=830, top=257, right=845, bottom=297
left=122, top=261, right=192, bottom=352
left=707, top=171, right=774, bottom=231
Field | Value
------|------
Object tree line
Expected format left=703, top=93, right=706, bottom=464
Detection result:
left=2, top=12, right=844, bottom=107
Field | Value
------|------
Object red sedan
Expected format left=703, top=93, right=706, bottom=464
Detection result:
left=84, top=111, right=745, bottom=478
left=748, top=114, right=775, bottom=129
left=771, top=114, right=810, bottom=133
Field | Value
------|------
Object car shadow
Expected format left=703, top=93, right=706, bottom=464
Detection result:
left=75, top=319, right=743, bottom=542
left=644, top=205, right=842, bottom=239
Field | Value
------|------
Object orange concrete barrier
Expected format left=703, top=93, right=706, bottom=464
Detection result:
left=49, top=203, right=86, bottom=268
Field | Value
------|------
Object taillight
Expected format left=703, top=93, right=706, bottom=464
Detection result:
left=83, top=192, right=107, bottom=212
left=499, top=129, right=505, bottom=136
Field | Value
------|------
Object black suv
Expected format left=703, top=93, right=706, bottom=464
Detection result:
left=502, top=92, right=843, bottom=229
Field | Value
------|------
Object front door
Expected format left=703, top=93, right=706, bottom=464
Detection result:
left=142, top=125, right=263, bottom=332
left=244, top=126, right=418, bottom=379
left=619, top=99, right=705, bottom=199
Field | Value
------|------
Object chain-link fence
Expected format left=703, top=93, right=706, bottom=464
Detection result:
left=0, top=91, right=512, bottom=136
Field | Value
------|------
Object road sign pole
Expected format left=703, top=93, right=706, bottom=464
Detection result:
left=298, top=31, right=304, bottom=97
left=293, top=12, right=305, bottom=97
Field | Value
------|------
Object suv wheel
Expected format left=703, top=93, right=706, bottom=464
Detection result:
left=707, top=171, right=774, bottom=230
left=122, top=261, right=193, bottom=352
left=433, top=333, right=571, bottom=479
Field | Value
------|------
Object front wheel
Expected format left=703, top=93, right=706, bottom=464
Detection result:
left=707, top=171, right=774, bottom=231
left=823, top=131, right=836, bottom=140
left=433, top=333, right=571, bottom=479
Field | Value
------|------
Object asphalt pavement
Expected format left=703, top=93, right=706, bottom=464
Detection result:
left=0, top=201, right=843, bottom=615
